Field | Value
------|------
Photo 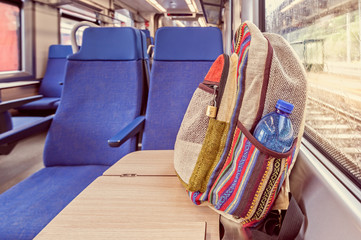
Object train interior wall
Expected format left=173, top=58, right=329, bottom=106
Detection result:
left=292, top=142, right=361, bottom=239
left=34, top=4, right=59, bottom=79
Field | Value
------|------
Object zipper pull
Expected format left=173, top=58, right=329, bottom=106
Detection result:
left=206, top=85, right=218, bottom=118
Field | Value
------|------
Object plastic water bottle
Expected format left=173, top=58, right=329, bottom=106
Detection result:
left=253, top=99, right=294, bottom=153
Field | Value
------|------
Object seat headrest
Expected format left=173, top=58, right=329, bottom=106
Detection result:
left=68, top=27, right=143, bottom=61
left=141, top=29, right=151, bottom=38
left=153, top=27, right=223, bottom=61
left=140, top=31, right=149, bottom=60
left=48, top=45, right=73, bottom=59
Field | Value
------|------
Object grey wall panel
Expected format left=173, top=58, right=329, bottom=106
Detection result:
left=291, top=142, right=361, bottom=239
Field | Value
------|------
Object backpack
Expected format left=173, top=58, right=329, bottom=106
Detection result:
left=174, top=21, right=307, bottom=228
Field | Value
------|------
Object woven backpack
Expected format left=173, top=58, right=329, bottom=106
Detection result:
left=174, top=21, right=307, bottom=227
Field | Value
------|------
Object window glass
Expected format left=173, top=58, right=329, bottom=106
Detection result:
left=159, top=15, right=201, bottom=27
left=60, top=6, right=98, bottom=46
left=60, top=16, right=85, bottom=45
left=115, top=9, right=134, bottom=27
left=266, top=0, right=361, bottom=184
left=0, top=1, right=20, bottom=72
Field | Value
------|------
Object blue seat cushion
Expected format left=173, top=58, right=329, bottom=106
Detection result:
left=141, top=29, right=151, bottom=38
left=48, top=45, right=72, bottom=59
left=12, top=116, right=47, bottom=129
left=43, top=60, right=143, bottom=166
left=53, top=100, right=60, bottom=108
left=68, top=27, right=143, bottom=61
left=154, top=27, right=223, bottom=61
left=0, top=165, right=108, bottom=240
left=17, top=97, right=60, bottom=111
left=142, top=61, right=214, bottom=150
left=39, top=58, right=68, bottom=98
left=140, top=31, right=149, bottom=60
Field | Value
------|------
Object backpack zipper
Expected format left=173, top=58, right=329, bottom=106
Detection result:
left=216, top=54, right=230, bottom=109
left=206, top=54, right=230, bottom=118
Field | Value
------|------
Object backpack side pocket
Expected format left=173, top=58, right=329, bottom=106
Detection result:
left=208, top=121, right=296, bottom=227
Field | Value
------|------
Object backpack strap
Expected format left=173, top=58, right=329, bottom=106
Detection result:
left=249, top=39, right=273, bottom=133
left=250, top=195, right=305, bottom=240
left=278, top=195, right=305, bottom=240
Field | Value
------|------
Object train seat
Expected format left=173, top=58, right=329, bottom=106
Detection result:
left=141, top=29, right=153, bottom=46
left=141, top=27, right=223, bottom=150
left=0, top=96, right=53, bottom=155
left=18, top=45, right=72, bottom=113
left=0, top=27, right=146, bottom=239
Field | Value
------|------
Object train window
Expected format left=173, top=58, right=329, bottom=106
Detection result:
left=158, top=14, right=202, bottom=27
left=114, top=9, right=134, bottom=27
left=0, top=0, right=21, bottom=73
left=60, top=15, right=85, bottom=45
left=59, top=7, right=97, bottom=45
left=265, top=0, right=361, bottom=186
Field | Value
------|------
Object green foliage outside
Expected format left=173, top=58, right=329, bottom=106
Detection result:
left=285, top=10, right=361, bottom=64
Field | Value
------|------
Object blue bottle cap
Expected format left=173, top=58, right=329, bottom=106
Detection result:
left=276, top=99, right=294, bottom=114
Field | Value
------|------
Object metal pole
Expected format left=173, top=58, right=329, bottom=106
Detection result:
left=359, top=0, right=361, bottom=62
left=224, top=0, right=232, bottom=54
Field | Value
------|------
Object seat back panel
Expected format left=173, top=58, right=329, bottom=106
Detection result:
left=142, top=61, right=214, bottom=150
left=39, top=58, right=68, bottom=98
left=141, top=27, right=223, bottom=150
left=44, top=60, right=143, bottom=166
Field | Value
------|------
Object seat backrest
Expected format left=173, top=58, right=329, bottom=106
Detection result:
left=141, top=27, right=223, bottom=150
left=38, top=45, right=72, bottom=98
left=140, top=31, right=149, bottom=61
left=43, top=27, right=145, bottom=167
left=141, top=29, right=152, bottom=46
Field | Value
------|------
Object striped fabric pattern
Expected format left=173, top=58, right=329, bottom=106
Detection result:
left=188, top=23, right=295, bottom=227
left=188, top=23, right=251, bottom=205
left=209, top=125, right=293, bottom=227
left=182, top=21, right=306, bottom=228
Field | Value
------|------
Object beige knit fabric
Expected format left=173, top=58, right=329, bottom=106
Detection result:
left=209, top=158, right=289, bottom=224
left=186, top=53, right=238, bottom=191
left=262, top=33, right=308, bottom=209
left=174, top=88, right=213, bottom=184
left=217, top=53, right=239, bottom=123
left=238, top=21, right=269, bottom=131
left=175, top=89, right=212, bottom=145
left=262, top=33, right=307, bottom=138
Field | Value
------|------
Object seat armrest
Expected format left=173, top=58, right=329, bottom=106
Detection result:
left=0, top=115, right=53, bottom=145
left=108, top=116, right=145, bottom=148
left=0, top=95, right=43, bottom=112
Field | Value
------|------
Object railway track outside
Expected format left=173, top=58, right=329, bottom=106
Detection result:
left=305, top=96, right=361, bottom=180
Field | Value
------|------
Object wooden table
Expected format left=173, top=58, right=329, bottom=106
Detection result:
left=103, top=150, right=176, bottom=176
left=35, top=151, right=220, bottom=239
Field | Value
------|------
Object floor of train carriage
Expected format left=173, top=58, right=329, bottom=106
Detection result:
left=0, top=132, right=46, bottom=194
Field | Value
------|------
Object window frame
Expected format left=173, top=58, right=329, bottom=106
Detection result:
left=261, top=0, right=361, bottom=190
left=59, top=10, right=99, bottom=46
left=0, top=0, right=35, bottom=82
left=301, top=137, right=361, bottom=201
